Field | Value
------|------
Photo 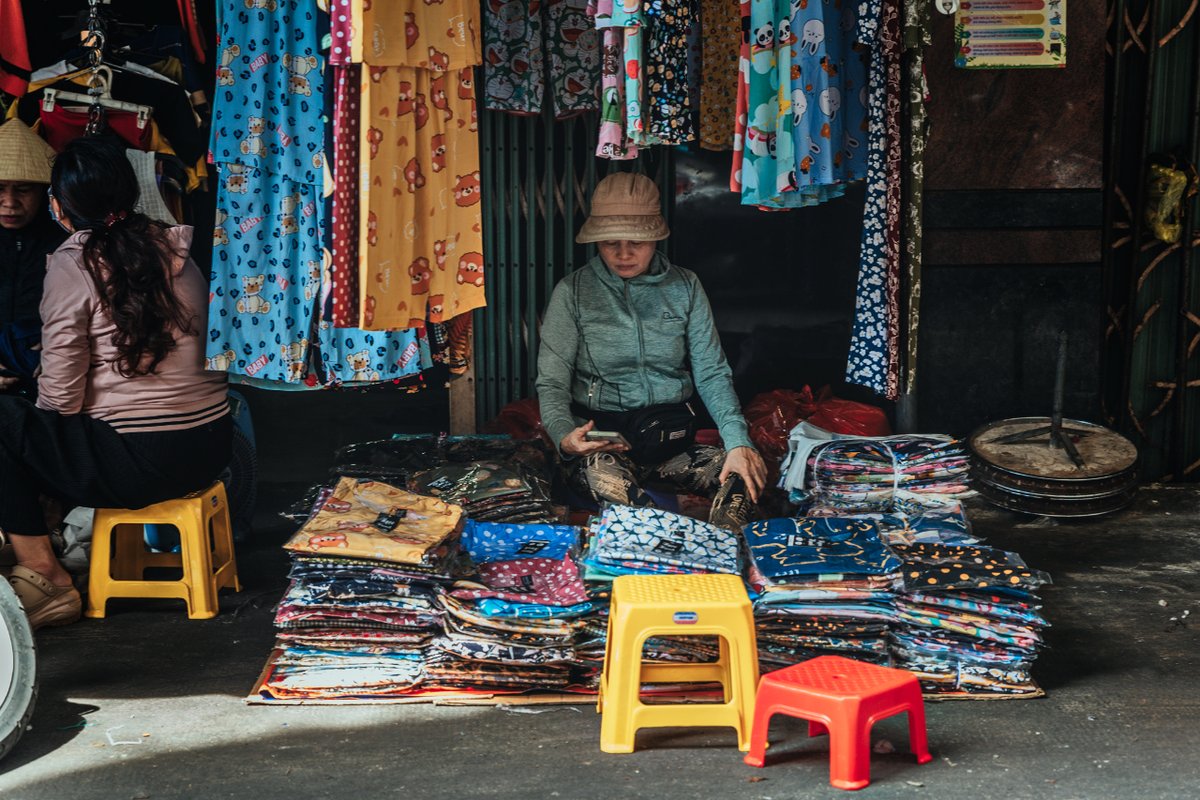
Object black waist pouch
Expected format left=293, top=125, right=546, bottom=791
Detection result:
left=573, top=401, right=697, bottom=465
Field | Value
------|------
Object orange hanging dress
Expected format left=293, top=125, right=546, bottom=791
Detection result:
left=352, top=0, right=486, bottom=330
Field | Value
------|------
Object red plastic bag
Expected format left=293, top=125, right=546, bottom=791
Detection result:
left=482, top=397, right=549, bottom=443
left=807, top=391, right=891, bottom=438
left=744, top=388, right=817, bottom=462
left=744, top=386, right=891, bottom=463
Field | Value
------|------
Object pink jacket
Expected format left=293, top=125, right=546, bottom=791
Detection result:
left=37, top=225, right=228, bottom=433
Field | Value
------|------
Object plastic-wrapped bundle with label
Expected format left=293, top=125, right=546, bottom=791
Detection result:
left=780, top=422, right=973, bottom=513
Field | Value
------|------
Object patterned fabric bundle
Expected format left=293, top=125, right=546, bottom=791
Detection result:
left=873, top=505, right=979, bottom=546
left=262, top=554, right=455, bottom=700
left=282, top=477, right=463, bottom=566
left=462, top=520, right=580, bottom=563
left=743, top=517, right=902, bottom=580
left=745, top=516, right=901, bottom=671
left=567, top=506, right=741, bottom=690
left=430, top=594, right=578, bottom=690
left=808, top=503, right=981, bottom=547
left=780, top=423, right=972, bottom=513
left=262, top=475, right=464, bottom=700
left=426, top=516, right=594, bottom=689
left=451, top=557, right=590, bottom=607
left=330, top=434, right=556, bottom=487
left=583, top=505, right=742, bottom=577
left=274, top=583, right=442, bottom=631
left=413, top=461, right=557, bottom=524
left=888, top=542, right=1051, bottom=696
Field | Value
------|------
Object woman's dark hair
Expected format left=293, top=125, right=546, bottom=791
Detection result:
left=50, top=136, right=193, bottom=377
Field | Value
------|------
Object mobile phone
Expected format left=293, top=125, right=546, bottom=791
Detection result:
left=585, top=430, right=631, bottom=448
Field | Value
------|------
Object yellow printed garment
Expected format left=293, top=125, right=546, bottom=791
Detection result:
left=284, top=477, right=464, bottom=565
left=352, top=0, right=481, bottom=69
left=699, top=0, right=740, bottom=151
left=358, top=65, right=484, bottom=329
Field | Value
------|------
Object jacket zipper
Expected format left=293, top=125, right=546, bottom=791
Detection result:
left=625, top=280, right=653, bottom=406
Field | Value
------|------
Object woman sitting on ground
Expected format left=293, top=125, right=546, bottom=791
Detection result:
left=536, top=172, right=767, bottom=529
left=1, top=136, right=230, bottom=629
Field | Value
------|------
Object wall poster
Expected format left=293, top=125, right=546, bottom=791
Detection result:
left=954, top=0, right=1066, bottom=69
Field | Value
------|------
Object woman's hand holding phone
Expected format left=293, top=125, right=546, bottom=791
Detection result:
left=560, top=420, right=631, bottom=457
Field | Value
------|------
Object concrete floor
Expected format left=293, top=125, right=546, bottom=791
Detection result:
left=1, top=486, right=1198, bottom=799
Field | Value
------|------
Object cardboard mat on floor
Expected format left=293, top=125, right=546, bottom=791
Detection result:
left=246, top=651, right=1044, bottom=705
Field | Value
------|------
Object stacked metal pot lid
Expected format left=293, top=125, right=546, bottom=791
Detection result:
left=968, top=417, right=1140, bottom=518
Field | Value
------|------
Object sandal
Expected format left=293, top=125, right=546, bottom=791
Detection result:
left=8, top=565, right=82, bottom=630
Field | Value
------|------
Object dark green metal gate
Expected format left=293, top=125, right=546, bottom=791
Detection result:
left=1102, top=0, right=1200, bottom=480
left=473, top=110, right=674, bottom=428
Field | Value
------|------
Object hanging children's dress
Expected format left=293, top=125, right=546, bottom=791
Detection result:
left=642, top=0, right=698, bottom=144
left=733, top=0, right=869, bottom=209
left=699, top=0, right=741, bottom=151
left=352, top=0, right=487, bottom=331
left=209, top=0, right=424, bottom=385
left=483, top=0, right=600, bottom=118
left=328, top=0, right=361, bottom=328
left=329, top=62, right=362, bottom=328
left=592, top=0, right=655, bottom=157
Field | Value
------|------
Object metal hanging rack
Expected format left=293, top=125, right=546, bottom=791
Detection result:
left=39, top=0, right=153, bottom=134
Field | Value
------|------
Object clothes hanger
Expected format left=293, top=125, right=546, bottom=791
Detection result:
left=41, top=3, right=155, bottom=132
left=40, top=67, right=154, bottom=131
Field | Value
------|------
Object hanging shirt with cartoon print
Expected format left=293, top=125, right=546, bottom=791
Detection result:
left=351, top=1, right=487, bottom=331
left=734, top=0, right=869, bottom=208
left=209, top=0, right=424, bottom=385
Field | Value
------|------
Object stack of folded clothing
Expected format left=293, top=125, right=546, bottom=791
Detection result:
left=781, top=423, right=972, bottom=513
left=890, top=542, right=1051, bottom=696
left=413, top=461, right=556, bottom=524
left=425, top=520, right=586, bottom=694
left=259, top=477, right=464, bottom=700
left=430, top=597, right=578, bottom=692
left=570, top=506, right=742, bottom=687
left=743, top=516, right=903, bottom=670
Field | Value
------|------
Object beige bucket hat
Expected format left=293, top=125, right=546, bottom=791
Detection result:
left=576, top=172, right=670, bottom=244
left=0, top=119, right=56, bottom=184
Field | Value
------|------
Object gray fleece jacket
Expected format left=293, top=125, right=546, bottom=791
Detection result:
left=535, top=253, right=752, bottom=455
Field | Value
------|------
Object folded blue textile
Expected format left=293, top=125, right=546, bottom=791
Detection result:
left=587, top=505, right=741, bottom=575
left=743, top=517, right=902, bottom=579
left=462, top=520, right=579, bottom=563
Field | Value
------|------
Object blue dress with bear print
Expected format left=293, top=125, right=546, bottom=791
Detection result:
left=208, top=0, right=425, bottom=386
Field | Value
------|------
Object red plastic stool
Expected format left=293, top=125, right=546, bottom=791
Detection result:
left=743, top=656, right=932, bottom=790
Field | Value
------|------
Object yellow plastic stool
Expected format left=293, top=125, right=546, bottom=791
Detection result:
left=85, top=481, right=241, bottom=620
left=598, top=573, right=759, bottom=753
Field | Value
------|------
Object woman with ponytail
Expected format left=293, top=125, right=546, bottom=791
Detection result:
left=0, top=136, right=230, bottom=629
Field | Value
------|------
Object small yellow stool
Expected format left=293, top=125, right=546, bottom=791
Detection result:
left=598, top=573, right=759, bottom=753
left=85, top=481, right=241, bottom=620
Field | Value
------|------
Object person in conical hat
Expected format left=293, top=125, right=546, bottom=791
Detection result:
left=536, top=172, right=768, bottom=531
left=0, top=119, right=66, bottom=393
